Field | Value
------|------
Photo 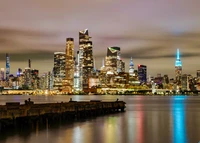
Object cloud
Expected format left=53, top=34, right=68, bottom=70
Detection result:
left=0, top=50, right=54, bottom=62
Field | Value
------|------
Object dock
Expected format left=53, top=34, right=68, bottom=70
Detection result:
left=0, top=99, right=126, bottom=130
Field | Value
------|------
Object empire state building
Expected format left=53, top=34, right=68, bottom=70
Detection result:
left=175, top=49, right=182, bottom=86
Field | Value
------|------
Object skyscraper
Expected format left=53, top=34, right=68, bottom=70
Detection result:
left=138, top=65, right=147, bottom=83
left=6, top=53, right=10, bottom=81
left=105, top=47, right=121, bottom=72
left=175, top=49, right=182, bottom=86
left=129, top=57, right=134, bottom=76
left=24, top=67, right=31, bottom=89
left=79, top=29, right=94, bottom=91
left=74, top=51, right=81, bottom=91
left=28, top=59, right=31, bottom=68
left=53, top=52, right=65, bottom=90
left=62, top=38, right=74, bottom=93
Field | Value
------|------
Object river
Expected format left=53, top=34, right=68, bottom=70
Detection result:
left=0, top=95, right=200, bottom=143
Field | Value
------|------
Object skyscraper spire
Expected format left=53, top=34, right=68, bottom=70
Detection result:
left=129, top=57, right=134, bottom=76
left=175, top=49, right=182, bottom=86
left=175, top=48, right=182, bottom=67
left=176, top=49, right=180, bottom=60
left=130, top=57, right=134, bottom=66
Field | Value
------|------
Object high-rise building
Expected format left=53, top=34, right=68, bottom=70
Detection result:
left=138, top=65, right=147, bottom=83
left=175, top=49, right=182, bottom=86
left=28, top=59, right=31, bottom=68
left=105, top=47, right=121, bottom=72
left=31, top=69, right=39, bottom=89
left=62, top=38, right=74, bottom=93
left=24, top=67, right=31, bottom=89
left=182, top=74, right=190, bottom=91
left=79, top=29, right=94, bottom=91
left=6, top=53, right=10, bottom=81
left=74, top=51, right=81, bottom=91
left=53, top=52, right=66, bottom=90
left=39, top=72, right=51, bottom=90
left=129, top=57, right=134, bottom=76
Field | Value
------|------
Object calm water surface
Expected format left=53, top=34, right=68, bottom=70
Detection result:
left=0, top=95, right=200, bottom=143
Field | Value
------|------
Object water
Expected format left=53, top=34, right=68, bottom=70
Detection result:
left=0, top=95, right=200, bottom=143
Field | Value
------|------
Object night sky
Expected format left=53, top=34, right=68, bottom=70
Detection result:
left=0, top=0, right=200, bottom=77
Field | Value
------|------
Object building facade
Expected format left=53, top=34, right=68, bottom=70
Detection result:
left=138, top=65, right=147, bottom=83
left=6, top=53, right=10, bottom=81
left=62, top=38, right=74, bottom=93
left=79, top=29, right=94, bottom=91
left=53, top=52, right=66, bottom=90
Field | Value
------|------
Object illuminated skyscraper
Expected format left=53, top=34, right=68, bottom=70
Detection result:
left=74, top=51, right=81, bottom=91
left=105, top=47, right=120, bottom=72
left=24, top=67, right=31, bottom=89
left=129, top=57, right=134, bottom=76
left=62, top=38, right=74, bottom=93
left=6, top=53, right=10, bottom=81
left=79, top=29, right=94, bottom=91
left=138, top=65, right=147, bottom=83
left=175, top=49, right=182, bottom=85
left=53, top=52, right=65, bottom=90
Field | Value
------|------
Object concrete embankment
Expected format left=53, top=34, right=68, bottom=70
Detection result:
left=0, top=99, right=126, bottom=130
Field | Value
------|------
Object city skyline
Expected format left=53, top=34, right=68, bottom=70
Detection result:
left=1, top=0, right=200, bottom=77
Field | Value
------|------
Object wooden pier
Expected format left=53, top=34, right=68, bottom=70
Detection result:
left=0, top=99, right=126, bottom=130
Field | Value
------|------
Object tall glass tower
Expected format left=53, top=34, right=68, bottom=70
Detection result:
left=175, top=49, right=182, bottom=86
left=79, top=29, right=94, bottom=91
left=6, top=53, right=10, bottom=81
left=129, top=57, right=134, bottom=76
left=53, top=52, right=66, bottom=90
left=62, top=38, right=74, bottom=93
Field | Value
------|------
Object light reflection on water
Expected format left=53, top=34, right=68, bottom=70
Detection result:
left=171, top=96, right=187, bottom=143
left=0, top=95, right=200, bottom=143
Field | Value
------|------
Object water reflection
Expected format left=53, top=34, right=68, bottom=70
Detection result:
left=1, top=95, right=200, bottom=143
left=136, top=104, right=144, bottom=143
left=171, top=96, right=187, bottom=143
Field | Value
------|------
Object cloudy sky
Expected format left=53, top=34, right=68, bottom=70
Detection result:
left=0, top=0, right=200, bottom=77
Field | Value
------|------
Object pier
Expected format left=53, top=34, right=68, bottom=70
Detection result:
left=0, top=99, right=126, bottom=130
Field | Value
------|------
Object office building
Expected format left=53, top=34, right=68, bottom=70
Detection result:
left=79, top=29, right=94, bottom=90
left=31, top=69, right=39, bottom=89
left=53, top=52, right=66, bottom=90
left=24, top=67, right=31, bottom=89
left=62, top=38, right=74, bottom=93
left=138, top=65, right=147, bottom=83
left=6, top=53, right=10, bottom=81
left=105, top=47, right=120, bottom=72
left=74, top=51, right=81, bottom=91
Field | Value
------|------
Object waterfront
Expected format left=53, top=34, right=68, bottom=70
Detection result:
left=0, top=95, right=200, bottom=143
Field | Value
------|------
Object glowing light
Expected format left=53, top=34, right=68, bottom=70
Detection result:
left=172, top=96, right=188, bottom=143
left=175, top=49, right=182, bottom=67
